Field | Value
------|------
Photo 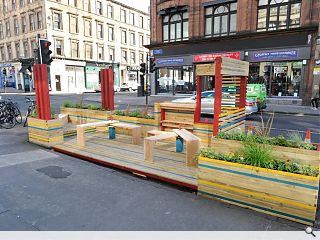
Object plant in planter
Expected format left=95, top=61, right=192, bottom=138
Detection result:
left=198, top=137, right=320, bottom=224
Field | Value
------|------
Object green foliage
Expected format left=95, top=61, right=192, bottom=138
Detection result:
left=62, top=100, right=74, bottom=108
left=199, top=147, right=319, bottom=177
left=239, top=141, right=273, bottom=168
left=113, top=109, right=154, bottom=119
left=114, top=110, right=125, bottom=116
left=217, top=132, right=317, bottom=151
left=128, top=110, right=142, bottom=118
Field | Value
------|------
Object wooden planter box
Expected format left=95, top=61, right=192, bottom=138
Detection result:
left=198, top=156, right=319, bottom=225
left=210, top=138, right=320, bottom=166
left=60, top=107, right=112, bottom=124
left=28, top=118, right=64, bottom=148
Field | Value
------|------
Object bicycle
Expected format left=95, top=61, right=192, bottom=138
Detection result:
left=24, top=97, right=36, bottom=127
left=6, top=98, right=22, bottom=124
left=0, top=98, right=18, bottom=129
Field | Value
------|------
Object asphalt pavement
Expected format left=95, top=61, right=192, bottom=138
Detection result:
left=0, top=125, right=305, bottom=230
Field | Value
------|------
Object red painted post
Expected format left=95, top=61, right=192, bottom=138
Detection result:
left=194, top=75, right=202, bottom=122
left=239, top=76, right=247, bottom=109
left=213, top=57, right=222, bottom=136
left=100, top=69, right=109, bottom=109
left=107, top=68, right=114, bottom=111
left=160, top=109, right=165, bottom=131
left=33, top=64, right=51, bottom=120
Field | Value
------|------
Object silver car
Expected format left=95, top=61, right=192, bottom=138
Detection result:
left=172, top=91, right=258, bottom=115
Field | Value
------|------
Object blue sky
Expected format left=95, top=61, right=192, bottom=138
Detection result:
left=118, top=0, right=150, bottom=13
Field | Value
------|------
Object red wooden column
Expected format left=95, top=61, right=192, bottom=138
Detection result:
left=194, top=75, right=202, bottom=122
left=107, top=68, right=114, bottom=111
left=213, top=57, right=222, bottom=136
left=239, top=76, right=247, bottom=109
left=100, top=68, right=114, bottom=110
left=33, top=64, right=51, bottom=120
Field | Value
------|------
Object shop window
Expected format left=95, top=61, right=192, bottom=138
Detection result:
left=257, top=0, right=301, bottom=32
left=162, top=11, right=188, bottom=43
left=205, top=2, right=237, bottom=37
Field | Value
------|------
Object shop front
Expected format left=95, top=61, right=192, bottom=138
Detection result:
left=155, top=56, right=194, bottom=95
left=247, top=48, right=311, bottom=99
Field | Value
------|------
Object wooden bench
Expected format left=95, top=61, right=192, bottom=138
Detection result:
left=147, top=129, right=172, bottom=136
left=144, top=132, right=177, bottom=162
left=110, top=122, right=141, bottom=145
left=77, top=120, right=118, bottom=147
left=172, top=129, right=201, bottom=166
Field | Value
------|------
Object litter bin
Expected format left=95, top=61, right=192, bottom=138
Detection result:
left=137, top=86, right=144, bottom=97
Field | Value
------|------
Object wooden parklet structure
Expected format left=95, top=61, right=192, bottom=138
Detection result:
left=194, top=57, right=249, bottom=136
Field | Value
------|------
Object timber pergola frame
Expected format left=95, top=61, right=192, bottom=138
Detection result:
left=194, top=56, right=249, bottom=136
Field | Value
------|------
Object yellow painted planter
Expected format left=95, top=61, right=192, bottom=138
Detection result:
left=28, top=118, right=64, bottom=148
left=198, top=156, right=320, bottom=225
left=60, top=107, right=112, bottom=124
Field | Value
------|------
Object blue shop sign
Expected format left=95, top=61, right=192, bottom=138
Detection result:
left=251, top=50, right=299, bottom=61
left=156, top=58, right=185, bottom=66
left=153, top=49, right=163, bottom=55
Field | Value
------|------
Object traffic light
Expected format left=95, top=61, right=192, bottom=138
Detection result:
left=2, top=68, right=7, bottom=76
left=140, top=62, right=146, bottom=74
left=149, top=57, right=156, bottom=73
left=40, top=39, right=53, bottom=65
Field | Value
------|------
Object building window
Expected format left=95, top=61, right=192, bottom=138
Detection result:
left=0, top=22, right=3, bottom=39
left=108, top=26, right=114, bottom=41
left=23, top=41, right=28, bottom=58
left=139, top=52, right=144, bottom=63
left=96, top=1, right=102, bottom=15
left=5, top=20, right=10, bottom=37
left=71, top=41, right=79, bottom=58
left=205, top=2, right=237, bottom=37
left=122, top=50, right=127, bottom=63
left=7, top=45, right=12, bottom=60
left=97, top=45, right=104, bottom=60
left=139, top=16, right=144, bottom=28
left=37, top=12, right=43, bottom=29
left=130, top=51, right=135, bottom=65
left=109, top=48, right=114, bottom=61
left=0, top=46, right=5, bottom=61
left=97, top=23, right=103, bottom=38
left=257, top=0, right=301, bottom=31
left=12, top=0, right=16, bottom=10
left=29, top=14, right=35, bottom=31
left=139, top=35, right=144, bottom=47
left=130, top=32, right=135, bottom=46
left=129, top=12, right=135, bottom=25
left=68, top=0, right=77, bottom=7
left=121, top=9, right=127, bottom=23
left=55, top=39, right=63, bottom=56
left=3, top=0, right=8, bottom=12
left=14, top=19, right=19, bottom=35
left=30, top=39, right=36, bottom=53
left=162, top=11, right=189, bottom=42
left=69, top=15, right=78, bottom=33
left=15, top=43, right=20, bottom=58
left=53, top=12, right=62, bottom=30
left=84, top=20, right=92, bottom=36
left=21, top=16, right=26, bottom=33
left=85, top=43, right=92, bottom=59
left=19, top=0, right=23, bottom=7
left=84, top=0, right=91, bottom=12
left=121, top=30, right=127, bottom=44
left=107, top=5, right=113, bottom=19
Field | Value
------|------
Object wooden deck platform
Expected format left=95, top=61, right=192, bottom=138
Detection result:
left=53, top=132, right=198, bottom=189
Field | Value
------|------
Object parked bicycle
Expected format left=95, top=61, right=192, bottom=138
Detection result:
left=0, top=97, right=22, bottom=129
left=24, top=97, right=36, bottom=127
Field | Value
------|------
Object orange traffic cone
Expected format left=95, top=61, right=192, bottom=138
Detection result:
left=317, top=144, right=320, bottom=152
left=305, top=129, right=311, bottom=144
left=247, top=121, right=253, bottom=135
left=205, top=118, right=209, bottom=123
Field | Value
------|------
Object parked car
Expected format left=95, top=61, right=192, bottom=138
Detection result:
left=246, top=84, right=267, bottom=111
left=120, top=82, right=138, bottom=92
left=94, top=83, right=120, bottom=92
left=172, top=90, right=258, bottom=115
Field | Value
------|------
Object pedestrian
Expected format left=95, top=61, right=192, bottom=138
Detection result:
left=311, top=84, right=319, bottom=110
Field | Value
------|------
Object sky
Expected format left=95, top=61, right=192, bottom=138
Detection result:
left=118, top=0, right=150, bottom=13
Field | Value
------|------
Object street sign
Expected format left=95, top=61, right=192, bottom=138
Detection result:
left=127, top=66, right=140, bottom=71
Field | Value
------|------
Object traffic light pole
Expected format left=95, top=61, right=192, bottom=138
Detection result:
left=146, top=54, right=149, bottom=106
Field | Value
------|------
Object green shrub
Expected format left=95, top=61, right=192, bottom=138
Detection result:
left=128, top=110, right=142, bottom=118
left=114, top=110, right=125, bottom=116
left=62, top=100, right=74, bottom=108
left=239, top=141, right=273, bottom=168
